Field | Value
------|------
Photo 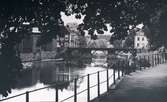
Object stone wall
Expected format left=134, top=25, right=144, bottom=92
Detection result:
left=20, top=53, right=34, bottom=62
left=41, top=51, right=57, bottom=59
left=20, top=51, right=57, bottom=62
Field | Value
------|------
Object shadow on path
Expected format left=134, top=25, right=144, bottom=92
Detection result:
left=92, top=64, right=167, bottom=102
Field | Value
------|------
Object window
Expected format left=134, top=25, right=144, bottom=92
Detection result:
left=137, top=37, right=140, bottom=41
left=142, top=37, right=144, bottom=41
left=142, top=43, right=145, bottom=47
left=137, top=43, right=140, bottom=47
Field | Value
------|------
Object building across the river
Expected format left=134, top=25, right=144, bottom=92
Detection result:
left=18, top=23, right=87, bottom=62
left=56, top=22, right=87, bottom=48
left=134, top=29, right=149, bottom=50
left=18, top=27, right=58, bottom=62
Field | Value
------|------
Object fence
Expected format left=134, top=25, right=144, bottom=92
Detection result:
left=0, top=52, right=167, bottom=102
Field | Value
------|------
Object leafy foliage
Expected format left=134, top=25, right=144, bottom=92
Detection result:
left=67, top=0, right=167, bottom=46
left=123, top=28, right=136, bottom=49
left=0, top=0, right=167, bottom=97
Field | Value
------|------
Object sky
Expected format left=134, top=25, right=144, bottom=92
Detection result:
left=61, top=12, right=113, bottom=35
left=61, top=12, right=144, bottom=35
left=61, top=12, right=84, bottom=25
left=32, top=12, right=143, bottom=35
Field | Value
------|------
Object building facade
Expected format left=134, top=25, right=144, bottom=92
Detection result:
left=134, top=30, right=149, bottom=49
left=65, top=23, right=81, bottom=48
left=18, top=27, right=58, bottom=62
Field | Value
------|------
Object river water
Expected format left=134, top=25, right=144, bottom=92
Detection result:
left=2, top=56, right=119, bottom=102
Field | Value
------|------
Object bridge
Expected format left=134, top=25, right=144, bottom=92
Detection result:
left=57, top=47, right=136, bottom=56
left=66, top=47, right=135, bottom=52
left=0, top=51, right=166, bottom=102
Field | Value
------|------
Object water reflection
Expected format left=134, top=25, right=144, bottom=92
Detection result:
left=1, top=52, right=112, bottom=102
left=14, top=61, right=83, bottom=91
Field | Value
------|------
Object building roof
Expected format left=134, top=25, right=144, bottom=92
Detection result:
left=136, top=30, right=145, bottom=36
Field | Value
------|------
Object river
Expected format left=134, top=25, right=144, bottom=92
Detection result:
left=1, top=54, right=119, bottom=102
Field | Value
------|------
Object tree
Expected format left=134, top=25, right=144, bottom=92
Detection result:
left=123, top=28, right=137, bottom=49
left=67, top=0, right=167, bottom=47
left=1, top=0, right=167, bottom=97
left=0, top=0, right=67, bottom=97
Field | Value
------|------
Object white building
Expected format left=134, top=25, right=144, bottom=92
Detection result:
left=66, top=23, right=80, bottom=48
left=134, top=30, right=149, bottom=49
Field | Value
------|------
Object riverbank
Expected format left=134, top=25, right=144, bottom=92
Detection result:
left=20, top=51, right=57, bottom=62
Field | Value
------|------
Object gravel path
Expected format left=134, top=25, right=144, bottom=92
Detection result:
left=92, top=64, right=167, bottom=102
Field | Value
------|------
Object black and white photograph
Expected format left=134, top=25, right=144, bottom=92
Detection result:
left=0, top=0, right=167, bottom=102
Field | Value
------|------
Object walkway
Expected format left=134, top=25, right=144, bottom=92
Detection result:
left=92, top=64, right=167, bottom=102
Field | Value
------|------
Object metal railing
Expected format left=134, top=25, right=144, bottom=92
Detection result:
left=1, top=52, right=167, bottom=102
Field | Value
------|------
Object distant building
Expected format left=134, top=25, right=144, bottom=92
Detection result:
left=134, top=30, right=149, bottom=49
left=97, top=34, right=111, bottom=41
left=65, top=23, right=83, bottom=48
left=56, top=26, right=70, bottom=48
left=18, top=27, right=58, bottom=61
left=19, top=27, right=57, bottom=53
left=66, top=23, right=78, bottom=32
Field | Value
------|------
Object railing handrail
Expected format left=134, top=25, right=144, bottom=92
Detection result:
left=1, top=52, right=166, bottom=102
left=0, top=69, right=107, bottom=101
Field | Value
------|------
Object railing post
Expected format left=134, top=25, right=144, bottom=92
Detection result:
left=160, top=53, right=161, bottom=64
left=107, top=69, right=109, bottom=92
left=26, top=91, right=29, bottom=102
left=159, top=53, right=162, bottom=64
left=152, top=54, right=154, bottom=67
left=122, top=60, right=124, bottom=76
left=113, top=68, right=116, bottom=85
left=97, top=71, right=100, bottom=98
left=154, top=54, right=157, bottom=66
left=118, top=61, right=121, bottom=79
left=56, top=88, right=58, bottom=102
left=139, top=56, right=142, bottom=70
left=163, top=53, right=165, bottom=63
left=144, top=55, right=146, bottom=69
left=164, top=52, right=166, bottom=63
left=158, top=53, right=160, bottom=64
left=133, top=56, right=136, bottom=72
left=161, top=53, right=163, bottom=64
left=159, top=53, right=161, bottom=64
left=74, top=79, right=77, bottom=102
left=87, top=74, right=90, bottom=102
left=159, top=53, right=160, bottom=64
left=148, top=55, right=150, bottom=68
left=161, top=52, right=163, bottom=64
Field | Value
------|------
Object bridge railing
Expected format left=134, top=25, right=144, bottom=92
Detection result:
left=1, top=52, right=167, bottom=102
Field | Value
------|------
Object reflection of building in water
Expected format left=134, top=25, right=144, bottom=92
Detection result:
left=15, top=68, right=40, bottom=89
left=53, top=63, right=79, bottom=82
left=91, top=51, right=107, bottom=67
left=15, top=61, right=81, bottom=90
